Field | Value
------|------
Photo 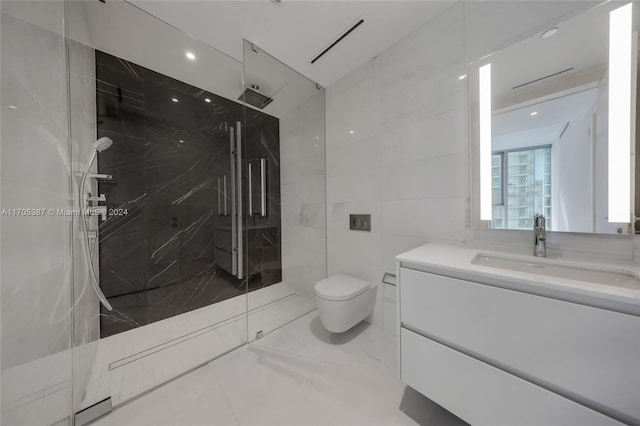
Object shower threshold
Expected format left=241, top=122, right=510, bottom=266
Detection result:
left=79, top=283, right=316, bottom=410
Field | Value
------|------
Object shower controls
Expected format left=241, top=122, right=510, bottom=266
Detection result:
left=83, top=192, right=108, bottom=213
left=87, top=173, right=114, bottom=182
left=93, top=206, right=108, bottom=221
left=79, top=138, right=113, bottom=311
left=350, top=214, right=371, bottom=232
left=87, top=194, right=106, bottom=202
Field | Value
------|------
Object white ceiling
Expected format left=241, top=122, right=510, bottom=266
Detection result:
left=493, top=88, right=598, bottom=138
left=66, top=1, right=323, bottom=118
left=67, top=1, right=245, bottom=109
left=477, top=1, right=640, bottom=109
left=483, top=0, right=611, bottom=108
left=492, top=87, right=598, bottom=151
left=128, top=0, right=454, bottom=87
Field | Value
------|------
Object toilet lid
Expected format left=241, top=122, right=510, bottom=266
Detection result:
left=315, top=274, right=371, bottom=301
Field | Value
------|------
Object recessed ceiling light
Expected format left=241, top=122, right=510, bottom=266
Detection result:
left=315, top=136, right=320, bottom=140
left=458, top=74, right=467, bottom=80
left=530, top=111, right=538, bottom=116
left=349, top=130, right=355, bottom=134
left=185, top=51, right=196, bottom=61
left=171, top=98, right=179, bottom=103
left=205, top=98, right=211, bottom=103
left=179, top=140, right=184, bottom=143
left=8, top=105, right=17, bottom=109
left=541, top=27, right=559, bottom=38
left=314, top=143, right=319, bottom=147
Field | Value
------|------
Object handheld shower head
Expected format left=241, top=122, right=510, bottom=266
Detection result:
left=93, top=137, right=113, bottom=152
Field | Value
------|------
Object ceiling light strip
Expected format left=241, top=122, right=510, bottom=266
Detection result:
left=311, top=19, right=365, bottom=64
left=512, top=67, right=573, bottom=90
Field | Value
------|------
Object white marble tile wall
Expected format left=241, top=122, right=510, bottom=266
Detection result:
left=1, top=1, right=74, bottom=424
left=280, top=91, right=328, bottom=297
left=325, top=1, right=628, bottom=336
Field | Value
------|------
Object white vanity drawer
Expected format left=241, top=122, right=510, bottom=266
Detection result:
left=399, top=267, right=640, bottom=421
left=400, top=328, right=622, bottom=426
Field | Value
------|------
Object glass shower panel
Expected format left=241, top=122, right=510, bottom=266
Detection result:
left=242, top=41, right=327, bottom=341
left=65, top=0, right=248, bottom=417
left=1, top=1, right=74, bottom=425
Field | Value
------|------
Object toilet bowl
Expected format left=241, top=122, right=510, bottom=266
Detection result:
left=314, top=274, right=376, bottom=333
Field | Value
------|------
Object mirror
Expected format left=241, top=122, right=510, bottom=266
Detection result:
left=470, top=1, right=639, bottom=234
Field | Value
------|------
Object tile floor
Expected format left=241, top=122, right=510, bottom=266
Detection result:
left=94, top=312, right=467, bottom=426
left=1, top=284, right=315, bottom=426
left=81, top=283, right=316, bottom=408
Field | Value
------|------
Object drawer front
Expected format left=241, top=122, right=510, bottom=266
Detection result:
left=400, top=328, right=622, bottom=426
left=399, top=267, right=640, bottom=421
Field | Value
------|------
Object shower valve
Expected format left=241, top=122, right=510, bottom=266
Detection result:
left=87, top=194, right=106, bottom=202
left=89, top=206, right=108, bottom=221
left=84, top=192, right=108, bottom=211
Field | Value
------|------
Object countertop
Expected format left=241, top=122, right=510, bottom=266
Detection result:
left=396, top=243, right=640, bottom=316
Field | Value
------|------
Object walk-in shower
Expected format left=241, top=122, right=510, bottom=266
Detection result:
left=1, top=1, right=326, bottom=425
left=93, top=48, right=282, bottom=336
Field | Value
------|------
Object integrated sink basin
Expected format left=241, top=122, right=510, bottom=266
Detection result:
left=472, top=254, right=640, bottom=290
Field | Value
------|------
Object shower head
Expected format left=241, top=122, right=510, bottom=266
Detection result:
left=238, top=85, right=273, bottom=109
left=93, top=137, right=113, bottom=152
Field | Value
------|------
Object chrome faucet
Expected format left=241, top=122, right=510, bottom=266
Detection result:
left=533, top=214, right=546, bottom=257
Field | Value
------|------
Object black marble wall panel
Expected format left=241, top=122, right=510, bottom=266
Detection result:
left=95, top=50, right=281, bottom=338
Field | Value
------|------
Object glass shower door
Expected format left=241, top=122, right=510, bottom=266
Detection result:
left=242, top=40, right=327, bottom=341
left=1, top=2, right=75, bottom=425
left=65, top=1, right=249, bottom=421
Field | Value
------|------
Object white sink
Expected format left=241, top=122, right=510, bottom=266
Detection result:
left=471, top=254, right=640, bottom=290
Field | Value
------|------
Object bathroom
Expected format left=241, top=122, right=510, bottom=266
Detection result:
left=1, top=0, right=638, bottom=425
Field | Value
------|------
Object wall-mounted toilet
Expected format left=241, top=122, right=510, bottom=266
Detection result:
left=314, top=274, right=376, bottom=333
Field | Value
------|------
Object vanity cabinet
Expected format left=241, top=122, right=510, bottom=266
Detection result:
left=397, top=266, right=640, bottom=426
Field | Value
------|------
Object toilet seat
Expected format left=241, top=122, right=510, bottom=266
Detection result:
left=315, top=274, right=371, bottom=301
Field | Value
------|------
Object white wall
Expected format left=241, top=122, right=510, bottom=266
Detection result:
left=552, top=108, right=594, bottom=233
left=324, top=0, right=635, bottom=336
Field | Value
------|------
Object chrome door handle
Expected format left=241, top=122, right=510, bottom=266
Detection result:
left=235, top=121, right=243, bottom=279
left=230, top=127, right=237, bottom=276
left=248, top=161, right=253, bottom=216
left=217, top=177, right=221, bottom=215
left=223, top=175, right=227, bottom=216
left=260, top=158, right=267, bottom=217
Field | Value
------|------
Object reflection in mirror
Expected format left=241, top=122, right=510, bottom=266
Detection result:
left=470, top=1, right=639, bottom=235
